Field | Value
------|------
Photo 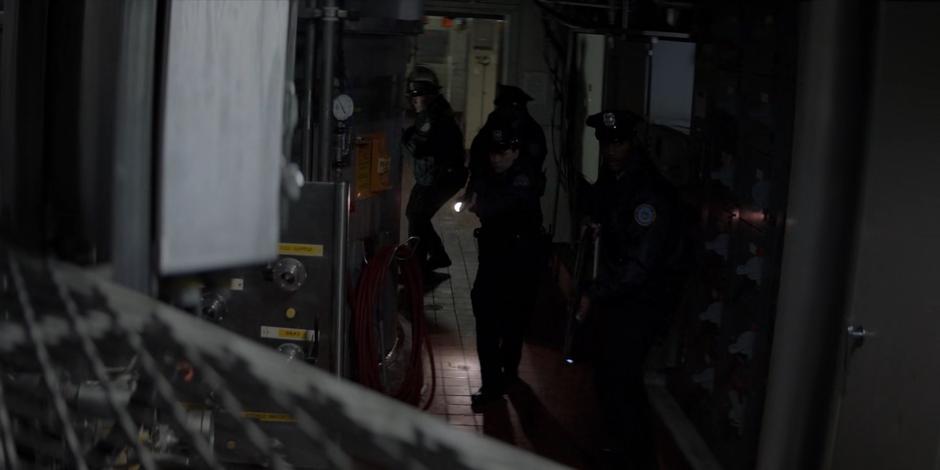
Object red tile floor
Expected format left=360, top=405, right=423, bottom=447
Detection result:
left=419, top=205, right=610, bottom=468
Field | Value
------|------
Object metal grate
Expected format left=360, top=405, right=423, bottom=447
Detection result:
left=0, top=245, right=565, bottom=469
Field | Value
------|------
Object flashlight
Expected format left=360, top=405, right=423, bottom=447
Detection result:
left=453, top=201, right=464, bottom=213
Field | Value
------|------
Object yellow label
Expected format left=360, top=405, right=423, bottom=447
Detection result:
left=240, top=411, right=296, bottom=423
left=279, top=328, right=305, bottom=339
left=260, top=325, right=313, bottom=341
left=278, top=243, right=323, bottom=257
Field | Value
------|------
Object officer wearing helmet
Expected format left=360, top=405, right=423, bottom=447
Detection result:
left=465, top=84, right=548, bottom=202
left=402, top=66, right=468, bottom=275
left=577, top=110, right=686, bottom=469
left=465, top=114, right=543, bottom=410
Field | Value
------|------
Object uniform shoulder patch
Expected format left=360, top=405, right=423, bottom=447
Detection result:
left=512, top=174, right=531, bottom=187
left=419, top=121, right=432, bottom=133
left=634, top=203, right=657, bottom=227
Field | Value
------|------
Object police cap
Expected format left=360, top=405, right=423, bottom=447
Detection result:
left=494, top=84, right=534, bottom=107
left=586, top=110, right=643, bottom=143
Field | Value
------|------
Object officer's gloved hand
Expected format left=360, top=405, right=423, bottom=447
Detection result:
left=579, top=219, right=600, bottom=240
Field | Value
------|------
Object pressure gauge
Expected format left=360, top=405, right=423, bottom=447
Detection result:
left=332, top=94, right=354, bottom=121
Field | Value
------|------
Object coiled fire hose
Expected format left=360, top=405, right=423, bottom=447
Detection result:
left=351, top=244, right=436, bottom=409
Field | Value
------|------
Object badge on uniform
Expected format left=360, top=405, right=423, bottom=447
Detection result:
left=603, top=112, right=617, bottom=129
left=634, top=203, right=656, bottom=227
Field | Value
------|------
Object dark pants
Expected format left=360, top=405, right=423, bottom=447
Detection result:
left=406, top=170, right=464, bottom=269
left=471, top=231, right=541, bottom=393
left=593, top=302, right=658, bottom=470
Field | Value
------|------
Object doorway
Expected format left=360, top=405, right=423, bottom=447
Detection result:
left=410, top=15, right=505, bottom=147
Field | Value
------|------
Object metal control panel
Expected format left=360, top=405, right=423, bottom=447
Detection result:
left=203, top=183, right=340, bottom=371
left=201, top=182, right=342, bottom=466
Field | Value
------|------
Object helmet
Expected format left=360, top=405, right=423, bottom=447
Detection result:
left=406, top=65, right=441, bottom=97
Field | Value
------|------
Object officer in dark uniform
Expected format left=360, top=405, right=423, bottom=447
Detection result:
left=465, top=85, right=547, bottom=202
left=577, top=110, right=685, bottom=469
left=402, top=66, right=468, bottom=274
left=466, top=115, right=544, bottom=410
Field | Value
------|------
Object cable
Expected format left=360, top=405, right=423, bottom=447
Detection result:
left=351, top=245, right=436, bottom=410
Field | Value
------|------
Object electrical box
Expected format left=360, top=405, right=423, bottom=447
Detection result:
left=354, top=132, right=392, bottom=200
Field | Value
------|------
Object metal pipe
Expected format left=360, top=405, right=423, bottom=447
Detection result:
left=111, top=0, right=157, bottom=293
left=621, top=0, right=630, bottom=29
left=755, top=1, right=879, bottom=469
left=317, top=0, right=339, bottom=181
left=332, top=181, right=349, bottom=377
left=542, top=0, right=621, bottom=10
left=285, top=0, right=298, bottom=81
left=591, top=233, right=600, bottom=280
left=302, top=20, right=316, bottom=181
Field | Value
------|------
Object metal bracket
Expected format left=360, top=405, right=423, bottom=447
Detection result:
left=303, top=6, right=348, bottom=20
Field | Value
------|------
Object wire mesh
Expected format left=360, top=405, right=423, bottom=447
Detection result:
left=0, top=245, right=566, bottom=469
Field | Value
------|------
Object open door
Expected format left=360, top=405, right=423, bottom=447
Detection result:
left=825, top=3, right=940, bottom=469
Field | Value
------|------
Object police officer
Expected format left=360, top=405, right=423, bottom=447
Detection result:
left=402, top=66, right=468, bottom=274
left=466, top=115, right=544, bottom=410
left=577, top=110, right=685, bottom=469
left=465, top=85, right=547, bottom=202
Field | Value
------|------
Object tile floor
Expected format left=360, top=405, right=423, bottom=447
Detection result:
left=420, top=204, right=608, bottom=468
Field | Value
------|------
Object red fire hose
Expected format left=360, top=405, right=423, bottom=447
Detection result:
left=351, top=244, right=436, bottom=410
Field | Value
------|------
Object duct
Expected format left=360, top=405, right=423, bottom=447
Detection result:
left=343, top=0, right=424, bottom=35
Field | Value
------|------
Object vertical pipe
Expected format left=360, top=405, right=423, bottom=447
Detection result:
left=317, top=0, right=338, bottom=182
left=621, top=0, right=630, bottom=29
left=591, top=235, right=600, bottom=280
left=332, top=181, right=349, bottom=377
left=302, top=21, right=316, bottom=181
left=285, top=0, right=298, bottom=81
left=755, top=1, right=879, bottom=468
left=500, top=14, right=511, bottom=85
left=111, top=0, right=157, bottom=293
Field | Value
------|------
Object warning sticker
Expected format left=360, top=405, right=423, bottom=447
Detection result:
left=241, top=411, right=296, bottom=423
left=278, top=243, right=324, bottom=257
left=260, top=326, right=315, bottom=342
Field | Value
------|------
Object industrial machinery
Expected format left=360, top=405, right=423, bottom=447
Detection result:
left=199, top=183, right=347, bottom=375
left=0, top=0, right=552, bottom=467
